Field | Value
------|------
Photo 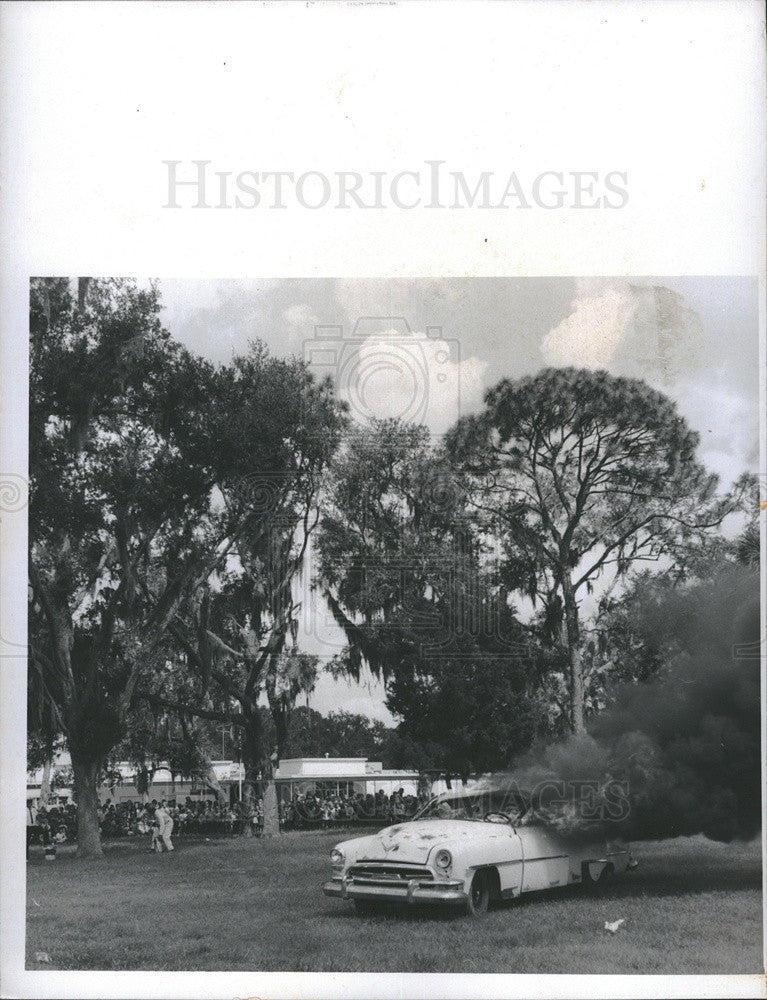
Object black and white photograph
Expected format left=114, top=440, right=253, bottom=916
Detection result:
left=21, top=275, right=762, bottom=974
left=0, top=3, right=764, bottom=999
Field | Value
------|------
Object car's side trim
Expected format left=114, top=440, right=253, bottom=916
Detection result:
left=521, top=853, right=569, bottom=863
left=487, top=854, right=571, bottom=867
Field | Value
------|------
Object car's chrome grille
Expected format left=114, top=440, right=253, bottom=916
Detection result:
left=348, top=863, right=434, bottom=882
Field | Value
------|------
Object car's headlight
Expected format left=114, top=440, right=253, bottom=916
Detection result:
left=434, top=849, right=452, bottom=873
left=330, top=848, right=344, bottom=868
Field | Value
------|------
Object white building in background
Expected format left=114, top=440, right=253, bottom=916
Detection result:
left=274, top=756, right=421, bottom=797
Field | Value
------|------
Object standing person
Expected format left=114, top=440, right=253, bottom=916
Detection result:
left=146, top=807, right=162, bottom=852
left=152, top=811, right=163, bottom=852
left=154, top=802, right=175, bottom=852
left=36, top=807, right=52, bottom=845
left=26, top=801, right=37, bottom=859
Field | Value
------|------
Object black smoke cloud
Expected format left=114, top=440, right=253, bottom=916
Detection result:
left=503, top=566, right=761, bottom=843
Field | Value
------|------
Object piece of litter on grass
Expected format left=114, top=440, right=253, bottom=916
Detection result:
left=604, top=919, right=626, bottom=934
left=205, top=838, right=210, bottom=841
left=34, top=951, right=51, bottom=963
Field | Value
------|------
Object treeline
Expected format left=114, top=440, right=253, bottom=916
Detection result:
left=145, top=706, right=486, bottom=776
left=200, top=707, right=395, bottom=766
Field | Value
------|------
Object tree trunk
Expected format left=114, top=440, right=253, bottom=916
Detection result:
left=202, top=760, right=227, bottom=806
left=264, top=708, right=289, bottom=835
left=240, top=710, right=280, bottom=836
left=71, top=754, right=103, bottom=857
left=39, top=759, right=52, bottom=808
left=262, top=780, right=279, bottom=837
left=242, top=759, right=259, bottom=837
left=561, top=574, right=586, bottom=735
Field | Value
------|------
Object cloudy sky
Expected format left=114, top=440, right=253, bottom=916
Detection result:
left=158, top=277, right=760, bottom=723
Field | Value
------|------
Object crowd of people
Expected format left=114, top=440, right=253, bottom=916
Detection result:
left=27, top=797, right=264, bottom=844
left=279, top=787, right=424, bottom=829
left=25, top=801, right=76, bottom=852
left=26, top=786, right=427, bottom=851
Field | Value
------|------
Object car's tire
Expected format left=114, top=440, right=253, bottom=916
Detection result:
left=465, top=870, right=491, bottom=917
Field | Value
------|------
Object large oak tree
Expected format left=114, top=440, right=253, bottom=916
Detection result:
left=446, top=368, right=739, bottom=733
left=29, top=278, right=221, bottom=854
left=29, top=279, right=343, bottom=852
left=138, top=345, right=344, bottom=835
left=316, top=420, right=548, bottom=773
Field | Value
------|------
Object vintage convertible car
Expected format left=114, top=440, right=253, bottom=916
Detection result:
left=322, top=788, right=632, bottom=916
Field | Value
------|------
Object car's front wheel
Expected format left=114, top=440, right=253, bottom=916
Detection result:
left=465, top=870, right=491, bottom=917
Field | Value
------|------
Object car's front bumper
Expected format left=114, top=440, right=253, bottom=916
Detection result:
left=323, top=874, right=467, bottom=906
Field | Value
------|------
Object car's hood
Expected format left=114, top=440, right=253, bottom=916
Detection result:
left=356, top=819, right=502, bottom=865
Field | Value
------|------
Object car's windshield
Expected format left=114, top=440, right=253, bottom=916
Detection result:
left=412, top=791, right=527, bottom=823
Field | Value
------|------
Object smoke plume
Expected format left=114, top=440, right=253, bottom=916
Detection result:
left=504, top=567, right=761, bottom=843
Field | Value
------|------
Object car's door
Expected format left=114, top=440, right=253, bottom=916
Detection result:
left=489, top=824, right=524, bottom=899
left=518, top=826, right=571, bottom=893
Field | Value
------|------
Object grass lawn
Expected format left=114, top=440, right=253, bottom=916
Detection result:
left=26, top=829, right=763, bottom=973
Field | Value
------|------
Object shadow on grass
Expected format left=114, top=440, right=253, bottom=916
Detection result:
left=501, top=858, right=762, bottom=911
left=322, top=856, right=763, bottom=924
left=601, top=864, right=762, bottom=898
left=326, top=901, right=467, bottom=923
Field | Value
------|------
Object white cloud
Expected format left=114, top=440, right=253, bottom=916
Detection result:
left=322, top=329, right=486, bottom=436
left=541, top=284, right=758, bottom=486
left=541, top=282, right=705, bottom=388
